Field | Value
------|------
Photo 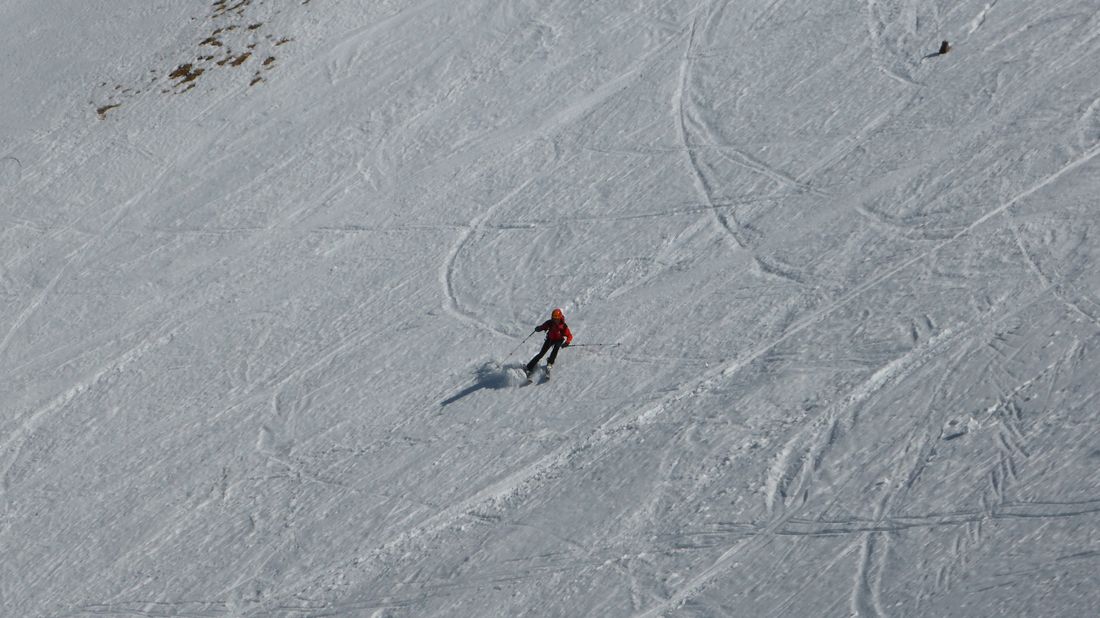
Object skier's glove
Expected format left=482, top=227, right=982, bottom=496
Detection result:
left=561, top=342, right=569, bottom=348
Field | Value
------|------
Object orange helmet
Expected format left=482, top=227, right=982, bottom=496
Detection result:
left=551, top=308, right=564, bottom=320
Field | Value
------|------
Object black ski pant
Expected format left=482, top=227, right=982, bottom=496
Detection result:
left=526, top=339, right=563, bottom=372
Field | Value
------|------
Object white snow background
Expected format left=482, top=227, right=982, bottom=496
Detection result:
left=3, top=0, right=1100, bottom=616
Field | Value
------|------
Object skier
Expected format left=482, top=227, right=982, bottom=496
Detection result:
left=525, top=308, right=573, bottom=380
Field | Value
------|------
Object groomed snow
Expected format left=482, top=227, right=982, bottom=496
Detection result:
left=3, top=0, right=1100, bottom=615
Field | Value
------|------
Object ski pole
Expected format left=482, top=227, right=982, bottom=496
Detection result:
left=504, top=330, right=537, bottom=359
left=563, top=343, right=621, bottom=354
left=565, top=343, right=620, bottom=348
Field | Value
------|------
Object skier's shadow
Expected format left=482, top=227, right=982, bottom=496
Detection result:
left=440, top=361, right=526, bottom=407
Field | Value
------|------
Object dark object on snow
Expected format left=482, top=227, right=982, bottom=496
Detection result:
left=923, top=40, right=952, bottom=60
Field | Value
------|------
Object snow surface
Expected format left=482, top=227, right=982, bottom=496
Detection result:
left=3, top=0, right=1100, bottom=616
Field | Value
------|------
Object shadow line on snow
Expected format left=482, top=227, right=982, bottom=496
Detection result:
left=440, top=361, right=527, bottom=407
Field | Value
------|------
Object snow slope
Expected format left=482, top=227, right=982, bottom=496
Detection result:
left=3, top=0, right=1100, bottom=615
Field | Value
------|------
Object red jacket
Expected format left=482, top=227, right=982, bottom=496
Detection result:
left=537, top=319, right=573, bottom=344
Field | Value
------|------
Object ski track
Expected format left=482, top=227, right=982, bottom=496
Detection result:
left=849, top=419, right=944, bottom=618
left=777, top=499, right=1100, bottom=536
left=6, top=2, right=1100, bottom=615
left=637, top=434, right=1100, bottom=617
left=674, top=2, right=774, bottom=252
left=748, top=0, right=793, bottom=33
left=298, top=135, right=1100, bottom=615
left=674, top=0, right=827, bottom=256
left=0, top=146, right=189, bottom=504
left=224, top=9, right=723, bottom=607
left=713, top=146, right=826, bottom=197
left=632, top=139, right=1100, bottom=615
left=1010, top=224, right=1100, bottom=330
left=1079, top=95, right=1100, bottom=151
left=321, top=133, right=1100, bottom=613
left=851, top=515, right=888, bottom=618
left=794, top=95, right=914, bottom=185
left=674, top=11, right=738, bottom=250
left=968, top=1, right=999, bottom=35
left=3, top=124, right=411, bottom=496
left=323, top=0, right=455, bottom=85
left=865, top=0, right=921, bottom=87
left=0, top=321, right=184, bottom=508
left=764, top=326, right=962, bottom=519
left=0, top=152, right=174, bottom=363
left=441, top=8, right=703, bottom=338
left=440, top=157, right=573, bottom=338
